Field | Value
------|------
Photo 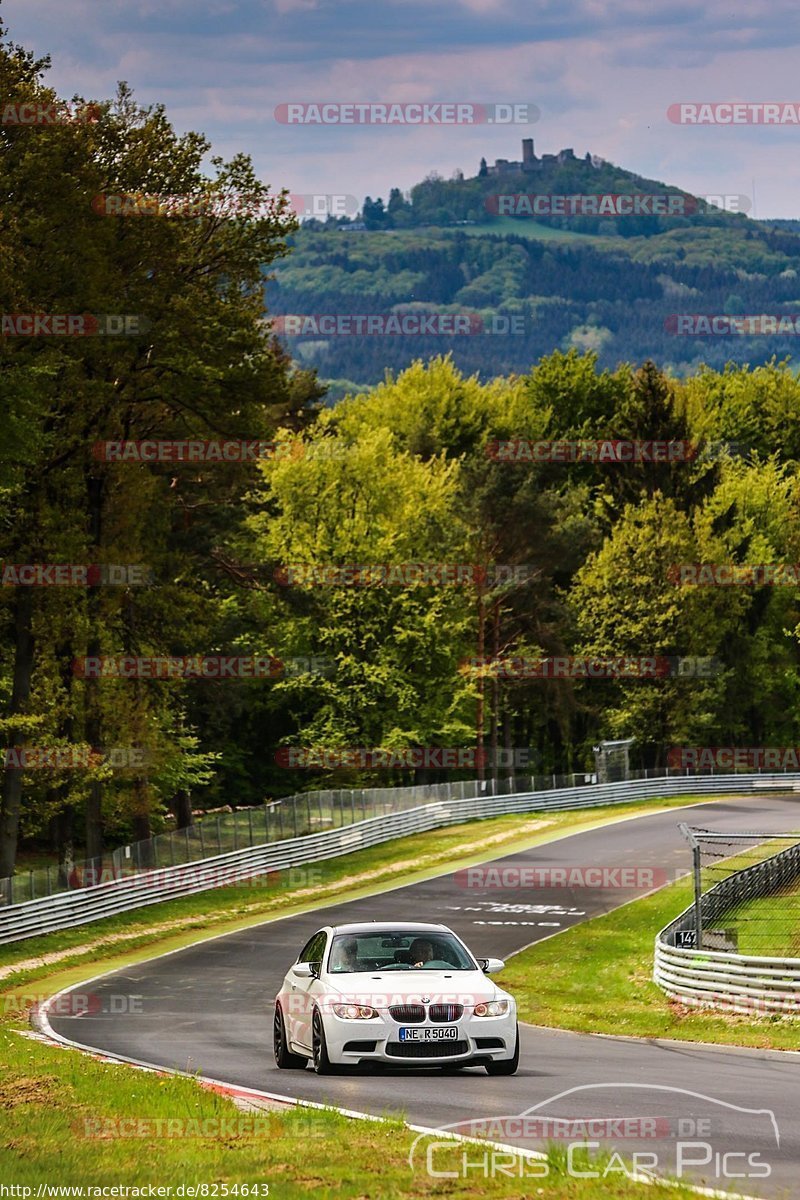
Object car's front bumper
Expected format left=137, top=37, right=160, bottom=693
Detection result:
left=324, top=1011, right=517, bottom=1065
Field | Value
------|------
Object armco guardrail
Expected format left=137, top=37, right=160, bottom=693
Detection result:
left=2, top=770, right=799, bottom=945
left=654, top=835, right=800, bottom=1014
left=5, top=773, right=595, bottom=905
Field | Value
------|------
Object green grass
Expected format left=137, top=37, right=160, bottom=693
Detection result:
left=0, top=795, right=722, bottom=1196
left=457, top=217, right=612, bottom=243
left=723, top=875, right=800, bottom=957
left=500, top=870, right=800, bottom=1051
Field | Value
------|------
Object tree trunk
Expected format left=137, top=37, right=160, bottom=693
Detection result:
left=489, top=600, right=500, bottom=780
left=173, top=789, right=194, bottom=829
left=48, top=639, right=77, bottom=886
left=84, top=471, right=105, bottom=881
left=131, top=803, right=151, bottom=844
left=475, top=577, right=486, bottom=781
left=0, top=588, right=35, bottom=881
left=123, top=592, right=151, bottom=844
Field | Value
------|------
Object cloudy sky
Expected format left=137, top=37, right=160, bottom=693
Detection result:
left=4, top=0, right=799, bottom=217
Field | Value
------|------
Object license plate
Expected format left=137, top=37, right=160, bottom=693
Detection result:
left=399, top=1027, right=458, bottom=1042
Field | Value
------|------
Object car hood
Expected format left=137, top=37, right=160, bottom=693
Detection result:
left=324, top=968, right=508, bottom=1008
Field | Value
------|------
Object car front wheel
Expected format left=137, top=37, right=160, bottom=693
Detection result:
left=312, top=1008, right=341, bottom=1075
left=485, top=1024, right=519, bottom=1076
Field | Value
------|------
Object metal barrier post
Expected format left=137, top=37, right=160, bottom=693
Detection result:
left=692, top=842, right=703, bottom=950
left=679, top=823, right=703, bottom=950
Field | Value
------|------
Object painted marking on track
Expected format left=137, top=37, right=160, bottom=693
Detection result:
left=472, top=920, right=563, bottom=927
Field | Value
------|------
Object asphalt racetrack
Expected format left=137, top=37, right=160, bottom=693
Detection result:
left=47, top=795, right=800, bottom=1197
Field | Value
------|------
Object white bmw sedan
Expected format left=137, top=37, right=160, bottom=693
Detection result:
left=273, top=921, right=519, bottom=1075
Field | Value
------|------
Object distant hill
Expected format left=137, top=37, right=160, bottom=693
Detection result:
left=266, top=142, right=800, bottom=394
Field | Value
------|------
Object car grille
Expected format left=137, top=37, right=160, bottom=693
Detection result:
left=388, top=1004, right=425, bottom=1023
left=386, top=1040, right=468, bottom=1059
left=388, top=1003, right=463, bottom=1023
left=342, top=1040, right=378, bottom=1053
left=429, top=1003, right=464, bottom=1023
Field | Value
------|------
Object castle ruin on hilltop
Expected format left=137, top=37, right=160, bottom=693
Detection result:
left=485, top=139, right=607, bottom=176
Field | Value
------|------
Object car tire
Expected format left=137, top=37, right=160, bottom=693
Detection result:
left=273, top=1003, right=307, bottom=1069
left=312, top=1007, right=341, bottom=1075
left=485, top=1024, right=519, bottom=1076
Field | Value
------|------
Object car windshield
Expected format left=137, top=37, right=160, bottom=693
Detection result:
left=328, top=930, right=477, bottom=973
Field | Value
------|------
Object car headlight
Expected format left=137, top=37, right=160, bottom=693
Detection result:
left=473, top=1000, right=510, bottom=1017
left=331, top=1004, right=379, bottom=1019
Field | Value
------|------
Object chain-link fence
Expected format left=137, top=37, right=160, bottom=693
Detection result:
left=675, top=825, right=800, bottom=955
left=2, top=770, right=586, bottom=906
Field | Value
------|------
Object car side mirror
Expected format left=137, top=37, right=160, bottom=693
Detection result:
left=292, top=962, right=313, bottom=978
left=309, top=960, right=322, bottom=979
left=480, top=957, right=505, bottom=974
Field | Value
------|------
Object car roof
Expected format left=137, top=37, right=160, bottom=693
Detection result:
left=327, top=922, right=452, bottom=935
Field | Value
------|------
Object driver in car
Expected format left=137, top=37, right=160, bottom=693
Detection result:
left=409, top=937, right=436, bottom=967
left=331, top=937, right=359, bottom=972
